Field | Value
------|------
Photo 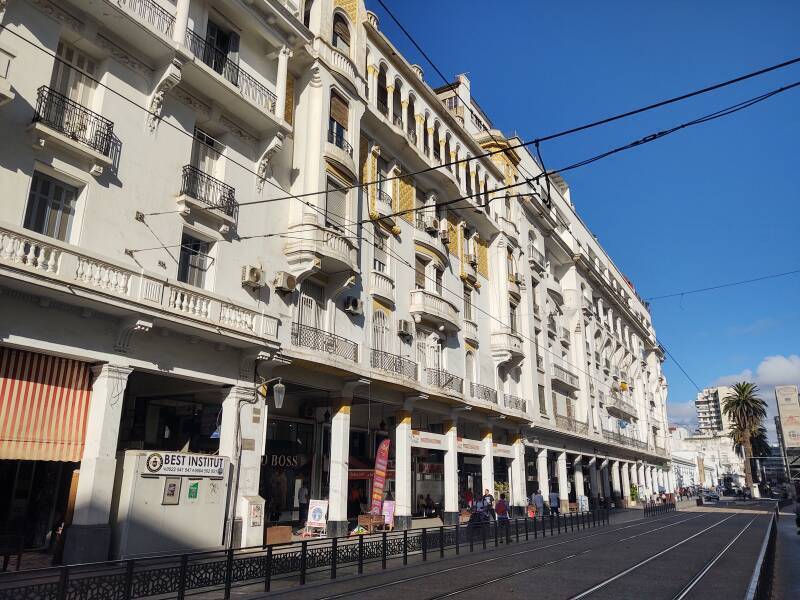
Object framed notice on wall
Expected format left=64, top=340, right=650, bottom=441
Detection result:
left=162, top=477, right=181, bottom=505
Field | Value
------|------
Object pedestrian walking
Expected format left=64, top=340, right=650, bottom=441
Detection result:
left=549, top=490, right=560, bottom=516
left=532, top=490, right=544, bottom=516
left=482, top=489, right=496, bottom=520
left=495, top=493, right=510, bottom=541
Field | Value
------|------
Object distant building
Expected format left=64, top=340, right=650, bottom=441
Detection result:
left=670, top=426, right=744, bottom=489
left=695, top=386, right=734, bottom=435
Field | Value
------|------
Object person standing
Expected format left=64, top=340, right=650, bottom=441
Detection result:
left=465, top=488, right=474, bottom=508
left=495, top=493, right=510, bottom=542
left=532, top=490, right=544, bottom=516
left=482, top=489, right=495, bottom=520
left=297, top=481, right=309, bottom=524
left=549, top=489, right=560, bottom=516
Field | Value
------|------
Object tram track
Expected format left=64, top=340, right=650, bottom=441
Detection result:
left=307, top=512, right=705, bottom=600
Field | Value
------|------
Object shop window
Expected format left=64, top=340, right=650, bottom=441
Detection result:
left=24, top=171, right=79, bottom=242
left=177, top=231, right=212, bottom=288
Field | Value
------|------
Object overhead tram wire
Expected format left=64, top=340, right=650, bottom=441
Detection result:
left=644, top=267, right=800, bottom=301
left=658, top=341, right=703, bottom=393
left=6, top=22, right=800, bottom=213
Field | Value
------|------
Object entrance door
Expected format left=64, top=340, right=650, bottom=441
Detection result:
left=298, top=281, right=324, bottom=329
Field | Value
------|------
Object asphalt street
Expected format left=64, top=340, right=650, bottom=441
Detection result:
left=246, top=506, right=773, bottom=600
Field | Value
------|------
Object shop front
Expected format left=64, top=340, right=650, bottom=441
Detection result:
left=0, top=347, right=92, bottom=557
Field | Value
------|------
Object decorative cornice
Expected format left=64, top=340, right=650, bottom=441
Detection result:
left=220, top=115, right=257, bottom=144
left=30, top=0, right=84, bottom=33
left=256, top=132, right=285, bottom=191
left=95, top=34, right=152, bottom=76
left=148, top=58, right=182, bottom=131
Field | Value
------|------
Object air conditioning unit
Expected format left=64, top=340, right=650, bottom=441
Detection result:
left=466, top=253, right=478, bottom=266
left=439, top=227, right=451, bottom=244
left=343, top=296, right=363, bottom=315
left=397, top=319, right=414, bottom=337
left=273, top=271, right=297, bottom=292
left=241, top=265, right=265, bottom=288
left=425, top=216, right=440, bottom=233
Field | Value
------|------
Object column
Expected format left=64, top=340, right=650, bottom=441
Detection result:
left=367, top=65, right=378, bottom=105
left=621, top=462, right=631, bottom=507
left=275, top=46, right=292, bottom=120
left=173, top=0, right=190, bottom=45
left=510, top=434, right=527, bottom=516
left=588, top=456, right=599, bottom=504
left=481, top=428, right=494, bottom=498
left=394, top=409, right=412, bottom=530
left=537, top=449, right=550, bottom=504
left=218, top=385, right=266, bottom=548
left=65, top=364, right=133, bottom=563
left=601, top=460, right=611, bottom=501
left=400, top=98, right=409, bottom=129
left=386, top=84, right=395, bottom=122
left=414, top=114, right=424, bottom=148
left=650, top=466, right=657, bottom=496
left=438, top=138, right=446, bottom=163
left=573, top=455, right=585, bottom=504
left=638, top=463, right=647, bottom=498
left=611, top=460, right=622, bottom=505
left=426, top=128, right=434, bottom=158
left=443, top=419, right=459, bottom=524
left=644, top=465, right=653, bottom=498
left=327, top=398, right=351, bottom=537
left=557, top=451, right=570, bottom=512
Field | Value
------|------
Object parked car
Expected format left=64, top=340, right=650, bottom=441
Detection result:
left=703, top=491, right=720, bottom=502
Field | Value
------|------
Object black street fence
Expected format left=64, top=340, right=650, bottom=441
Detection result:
left=746, top=513, right=777, bottom=600
left=642, top=500, right=677, bottom=517
left=0, top=509, right=608, bottom=600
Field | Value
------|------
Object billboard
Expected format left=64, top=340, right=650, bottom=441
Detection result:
left=776, top=385, right=800, bottom=449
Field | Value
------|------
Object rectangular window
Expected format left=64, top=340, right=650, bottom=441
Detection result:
left=325, top=177, right=348, bottom=230
left=538, top=385, right=547, bottom=415
left=377, top=156, right=390, bottom=195
left=329, top=92, right=349, bottom=139
left=177, top=232, right=212, bottom=288
left=205, top=20, right=239, bottom=80
left=463, top=285, right=472, bottom=321
left=50, top=41, right=97, bottom=105
left=373, top=227, right=388, bottom=273
left=414, top=257, right=426, bottom=289
left=24, top=171, right=79, bottom=242
left=191, top=128, right=222, bottom=175
left=509, top=302, right=518, bottom=332
left=434, top=268, right=443, bottom=295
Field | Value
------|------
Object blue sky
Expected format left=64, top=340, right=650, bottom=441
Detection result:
left=370, top=1, right=800, bottom=438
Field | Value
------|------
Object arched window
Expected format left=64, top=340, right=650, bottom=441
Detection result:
left=372, top=310, right=389, bottom=352
left=332, top=13, right=351, bottom=55
left=465, top=351, right=475, bottom=387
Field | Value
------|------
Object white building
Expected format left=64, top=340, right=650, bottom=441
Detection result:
left=670, top=426, right=743, bottom=489
left=0, top=0, right=671, bottom=563
left=695, top=386, right=733, bottom=434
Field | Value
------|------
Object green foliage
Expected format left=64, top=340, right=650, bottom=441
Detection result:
left=630, top=484, right=638, bottom=501
left=722, top=382, right=768, bottom=488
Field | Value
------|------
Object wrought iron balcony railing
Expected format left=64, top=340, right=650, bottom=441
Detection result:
left=377, top=98, right=388, bottom=115
left=370, top=348, right=417, bottom=380
left=180, top=165, right=238, bottom=219
left=552, top=363, right=579, bottom=388
left=185, top=30, right=277, bottom=114
left=504, top=394, right=527, bottom=412
left=327, top=128, right=353, bottom=157
left=426, top=368, right=463, bottom=393
left=555, top=414, right=589, bottom=435
left=376, top=189, right=392, bottom=210
left=392, top=114, right=403, bottom=128
left=33, top=86, right=114, bottom=156
left=602, top=427, right=647, bottom=450
left=470, top=382, right=497, bottom=404
left=291, top=323, right=358, bottom=362
left=116, top=0, right=175, bottom=37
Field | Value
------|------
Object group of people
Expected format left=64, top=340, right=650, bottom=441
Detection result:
left=527, top=489, right=563, bottom=517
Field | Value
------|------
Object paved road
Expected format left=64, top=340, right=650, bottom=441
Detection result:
left=250, top=506, right=772, bottom=600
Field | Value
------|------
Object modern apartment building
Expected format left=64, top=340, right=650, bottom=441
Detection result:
left=695, top=386, right=733, bottom=434
left=0, top=0, right=671, bottom=563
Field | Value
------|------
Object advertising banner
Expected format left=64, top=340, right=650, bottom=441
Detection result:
left=306, top=499, right=328, bottom=528
left=371, top=438, right=391, bottom=515
left=143, top=452, right=228, bottom=478
left=776, top=385, right=800, bottom=449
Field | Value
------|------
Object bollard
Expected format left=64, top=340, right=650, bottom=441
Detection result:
left=124, top=559, right=136, bottom=600
left=299, top=541, right=307, bottom=585
left=264, top=546, right=273, bottom=592
left=382, top=531, right=388, bottom=569
left=440, top=526, right=445, bottom=558
left=403, top=530, right=409, bottom=565
left=456, top=523, right=461, bottom=555
left=358, top=536, right=364, bottom=574
left=224, top=548, right=234, bottom=598
left=515, top=518, right=520, bottom=542
left=525, top=516, right=529, bottom=540
left=422, top=528, right=428, bottom=561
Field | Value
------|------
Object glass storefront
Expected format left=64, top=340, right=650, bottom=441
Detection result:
left=259, top=419, right=315, bottom=523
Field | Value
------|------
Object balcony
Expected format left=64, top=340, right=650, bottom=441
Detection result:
left=552, top=363, right=580, bottom=390
left=605, top=393, right=637, bottom=420
left=555, top=414, right=589, bottom=436
left=504, top=394, right=527, bottom=412
left=409, top=288, right=460, bottom=332
left=408, top=129, right=418, bottom=145
left=377, top=98, right=389, bottom=116
left=470, top=382, right=497, bottom=404
left=560, top=327, right=571, bottom=345
left=291, top=323, right=358, bottom=362
left=376, top=189, right=393, bottom=217
left=370, top=348, right=417, bottom=380
left=602, top=427, right=647, bottom=450
left=426, top=368, right=463, bottom=394
left=491, top=328, right=524, bottom=363
left=392, top=114, right=404, bottom=129
left=370, top=270, right=395, bottom=305
left=284, top=226, right=358, bottom=275
left=464, top=318, right=479, bottom=346
left=0, top=224, right=280, bottom=344
left=30, top=86, right=114, bottom=174
left=528, top=244, right=545, bottom=273
left=183, top=30, right=282, bottom=134
left=327, top=127, right=353, bottom=157
left=177, top=165, right=238, bottom=228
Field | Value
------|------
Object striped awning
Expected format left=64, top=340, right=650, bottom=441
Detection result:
left=0, top=347, right=92, bottom=462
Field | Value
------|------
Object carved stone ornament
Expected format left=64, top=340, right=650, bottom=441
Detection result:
left=148, top=58, right=183, bottom=131
left=256, top=132, right=285, bottom=191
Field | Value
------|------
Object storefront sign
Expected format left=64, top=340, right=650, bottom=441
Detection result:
left=371, top=438, right=391, bottom=515
left=457, top=437, right=485, bottom=455
left=144, top=452, right=228, bottom=478
left=418, top=462, right=444, bottom=474
left=306, top=499, right=328, bottom=528
left=410, top=430, right=445, bottom=450
left=493, top=443, right=514, bottom=458
left=264, top=453, right=303, bottom=467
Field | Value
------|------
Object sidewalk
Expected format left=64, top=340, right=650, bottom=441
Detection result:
left=773, top=502, right=800, bottom=599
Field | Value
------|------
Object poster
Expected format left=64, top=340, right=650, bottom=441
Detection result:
left=371, top=438, right=391, bottom=515
left=186, top=481, right=199, bottom=503
left=205, top=480, right=221, bottom=505
left=306, top=499, right=328, bottom=528
left=162, top=477, right=181, bottom=505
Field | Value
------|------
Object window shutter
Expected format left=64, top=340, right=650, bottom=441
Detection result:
left=414, top=257, right=426, bottom=289
left=330, top=93, right=349, bottom=128
left=373, top=228, right=388, bottom=270
left=326, top=179, right=348, bottom=229
left=334, top=17, right=351, bottom=46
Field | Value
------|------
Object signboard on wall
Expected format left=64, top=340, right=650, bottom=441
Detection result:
left=493, top=443, right=514, bottom=459
left=410, top=430, right=445, bottom=450
left=776, top=385, right=800, bottom=449
left=457, top=437, right=484, bottom=455
left=144, top=452, right=228, bottom=478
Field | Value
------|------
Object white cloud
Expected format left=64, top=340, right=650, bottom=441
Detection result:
left=726, top=319, right=777, bottom=337
left=667, top=400, right=698, bottom=429
left=713, top=354, right=800, bottom=442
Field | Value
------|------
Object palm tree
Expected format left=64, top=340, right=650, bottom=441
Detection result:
left=722, top=382, right=767, bottom=491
